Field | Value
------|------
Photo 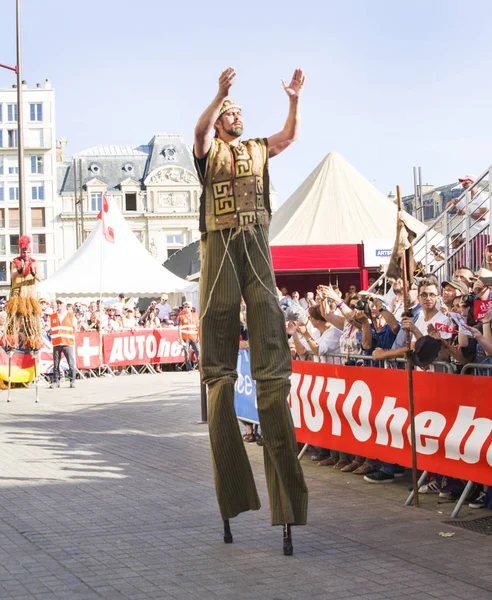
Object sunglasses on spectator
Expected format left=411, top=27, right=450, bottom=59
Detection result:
left=419, top=292, right=437, bottom=299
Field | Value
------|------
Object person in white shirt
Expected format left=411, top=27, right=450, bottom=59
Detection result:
left=155, top=294, right=172, bottom=323
left=295, top=305, right=342, bottom=363
left=403, top=280, right=453, bottom=342
left=401, top=279, right=459, bottom=370
left=115, top=293, right=126, bottom=314
left=446, top=175, right=490, bottom=236
left=299, top=291, right=315, bottom=310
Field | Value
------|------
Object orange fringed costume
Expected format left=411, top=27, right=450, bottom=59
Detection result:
left=4, top=235, right=43, bottom=349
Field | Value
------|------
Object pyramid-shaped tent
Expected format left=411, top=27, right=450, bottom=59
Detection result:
left=39, top=198, right=196, bottom=298
left=270, top=152, right=429, bottom=246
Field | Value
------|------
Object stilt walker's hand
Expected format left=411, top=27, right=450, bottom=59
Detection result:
left=282, top=68, right=305, bottom=99
left=218, top=67, right=236, bottom=98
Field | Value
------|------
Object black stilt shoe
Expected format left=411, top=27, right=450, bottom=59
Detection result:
left=283, top=524, right=293, bottom=556
left=223, top=519, right=233, bottom=544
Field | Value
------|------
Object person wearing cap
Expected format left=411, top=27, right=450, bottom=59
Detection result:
left=49, top=298, right=77, bottom=388
left=194, top=67, right=308, bottom=552
left=115, top=293, right=126, bottom=315
left=155, top=294, right=172, bottom=324
left=441, top=279, right=469, bottom=311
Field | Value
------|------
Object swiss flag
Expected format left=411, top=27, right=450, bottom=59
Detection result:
left=97, top=195, right=115, bottom=243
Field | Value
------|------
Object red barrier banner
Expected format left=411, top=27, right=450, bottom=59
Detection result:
left=474, top=299, right=492, bottom=321
left=102, top=329, right=185, bottom=366
left=291, top=361, right=492, bottom=486
left=75, top=332, right=102, bottom=370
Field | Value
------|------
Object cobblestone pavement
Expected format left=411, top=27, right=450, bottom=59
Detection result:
left=0, top=372, right=491, bottom=600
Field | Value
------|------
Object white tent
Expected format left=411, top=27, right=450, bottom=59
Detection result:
left=270, top=151, right=435, bottom=245
left=39, top=197, right=197, bottom=300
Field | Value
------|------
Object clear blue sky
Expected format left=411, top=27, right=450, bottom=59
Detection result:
left=1, top=0, right=492, bottom=203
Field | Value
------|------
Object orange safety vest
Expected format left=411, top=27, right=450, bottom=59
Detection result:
left=50, top=313, right=76, bottom=347
left=179, top=311, right=199, bottom=341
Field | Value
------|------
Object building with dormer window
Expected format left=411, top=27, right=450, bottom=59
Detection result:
left=57, top=133, right=279, bottom=267
left=57, top=134, right=203, bottom=264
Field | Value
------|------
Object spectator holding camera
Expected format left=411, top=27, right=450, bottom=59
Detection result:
left=299, top=291, right=316, bottom=310
left=140, top=300, right=158, bottom=325
left=358, top=295, right=400, bottom=357
left=458, top=296, right=492, bottom=367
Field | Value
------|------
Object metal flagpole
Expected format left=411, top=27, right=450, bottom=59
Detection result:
left=16, top=0, right=27, bottom=236
left=7, top=349, right=14, bottom=403
left=98, top=199, right=104, bottom=375
left=396, top=185, right=420, bottom=507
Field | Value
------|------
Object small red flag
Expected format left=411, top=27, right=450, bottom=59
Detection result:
left=97, top=195, right=115, bottom=243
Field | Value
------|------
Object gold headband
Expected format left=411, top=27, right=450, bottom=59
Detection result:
left=218, top=99, right=241, bottom=119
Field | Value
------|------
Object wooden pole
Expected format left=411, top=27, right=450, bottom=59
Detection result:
left=396, top=185, right=420, bottom=507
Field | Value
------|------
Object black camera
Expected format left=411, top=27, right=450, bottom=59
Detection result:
left=354, top=298, right=369, bottom=311
left=462, top=293, right=478, bottom=306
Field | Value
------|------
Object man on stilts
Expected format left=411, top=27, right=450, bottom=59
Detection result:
left=194, top=67, right=308, bottom=555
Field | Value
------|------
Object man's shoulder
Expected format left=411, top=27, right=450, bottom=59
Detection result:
left=243, top=137, right=268, bottom=149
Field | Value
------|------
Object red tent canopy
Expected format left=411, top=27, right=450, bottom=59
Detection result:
left=271, top=244, right=362, bottom=272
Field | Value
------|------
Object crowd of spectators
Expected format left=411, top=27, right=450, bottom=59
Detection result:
left=0, top=293, right=200, bottom=372
left=240, top=245, right=492, bottom=509
left=33, top=293, right=196, bottom=335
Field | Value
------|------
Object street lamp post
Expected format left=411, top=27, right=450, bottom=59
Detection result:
left=0, top=0, right=27, bottom=237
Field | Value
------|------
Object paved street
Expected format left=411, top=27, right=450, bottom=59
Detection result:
left=0, top=372, right=491, bottom=600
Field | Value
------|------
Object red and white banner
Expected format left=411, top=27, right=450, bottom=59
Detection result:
left=74, top=330, right=185, bottom=369
left=474, top=299, right=492, bottom=321
left=291, top=361, right=492, bottom=486
left=75, top=331, right=102, bottom=369
left=102, top=329, right=184, bottom=366
left=434, top=322, right=457, bottom=334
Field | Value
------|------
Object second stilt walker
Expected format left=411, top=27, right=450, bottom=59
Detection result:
left=194, top=68, right=308, bottom=554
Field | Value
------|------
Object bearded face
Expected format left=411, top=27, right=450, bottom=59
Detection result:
left=216, top=109, right=243, bottom=139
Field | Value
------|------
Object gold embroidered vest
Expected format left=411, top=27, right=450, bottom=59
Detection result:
left=195, top=137, right=272, bottom=233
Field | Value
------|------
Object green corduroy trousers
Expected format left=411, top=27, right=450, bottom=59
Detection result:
left=200, top=225, right=308, bottom=526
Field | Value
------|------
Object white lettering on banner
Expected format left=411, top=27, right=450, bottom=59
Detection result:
left=77, top=336, right=100, bottom=367
left=236, top=373, right=253, bottom=396
left=109, top=338, right=124, bottom=363
left=296, top=372, right=492, bottom=466
left=326, top=377, right=346, bottom=436
left=158, top=339, right=170, bottom=357
left=342, top=380, right=372, bottom=442
left=136, top=336, right=145, bottom=358
left=171, top=341, right=182, bottom=357
left=146, top=335, right=157, bottom=359
left=375, top=397, right=407, bottom=448
left=411, top=411, right=446, bottom=455
left=445, top=406, right=492, bottom=464
left=301, top=376, right=324, bottom=433
left=123, top=337, right=137, bottom=361
left=289, top=373, right=302, bottom=428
